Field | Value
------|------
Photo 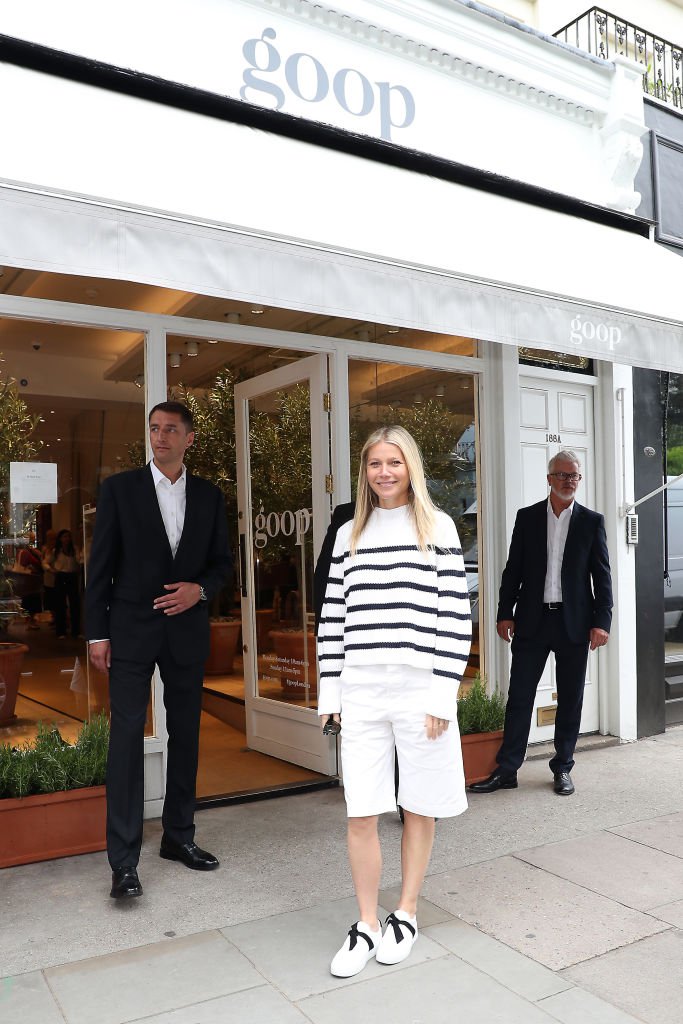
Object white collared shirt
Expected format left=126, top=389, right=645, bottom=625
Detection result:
left=150, top=460, right=187, bottom=557
left=544, top=498, right=574, bottom=603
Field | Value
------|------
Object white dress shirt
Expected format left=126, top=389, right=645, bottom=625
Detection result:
left=150, top=460, right=187, bottom=557
left=543, top=498, right=574, bottom=603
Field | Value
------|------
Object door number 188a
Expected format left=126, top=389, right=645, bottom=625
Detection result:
left=546, top=433, right=562, bottom=443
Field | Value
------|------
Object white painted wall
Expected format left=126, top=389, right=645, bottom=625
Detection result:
left=0, top=0, right=645, bottom=211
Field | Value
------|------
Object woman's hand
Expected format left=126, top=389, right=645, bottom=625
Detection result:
left=425, top=715, right=449, bottom=740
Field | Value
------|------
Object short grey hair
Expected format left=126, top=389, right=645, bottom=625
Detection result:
left=548, top=450, right=581, bottom=473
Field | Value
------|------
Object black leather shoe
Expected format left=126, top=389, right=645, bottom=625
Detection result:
left=159, top=836, right=219, bottom=870
left=553, top=771, right=575, bottom=796
left=468, top=770, right=518, bottom=793
left=110, top=866, right=143, bottom=899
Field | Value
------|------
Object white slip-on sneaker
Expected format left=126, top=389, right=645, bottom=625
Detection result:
left=376, top=911, right=418, bottom=965
left=330, top=921, right=381, bottom=977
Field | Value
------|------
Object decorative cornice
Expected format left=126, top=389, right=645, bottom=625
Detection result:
left=262, top=0, right=598, bottom=123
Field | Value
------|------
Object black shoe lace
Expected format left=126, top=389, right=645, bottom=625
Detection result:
left=347, top=923, right=374, bottom=951
left=384, top=912, right=416, bottom=944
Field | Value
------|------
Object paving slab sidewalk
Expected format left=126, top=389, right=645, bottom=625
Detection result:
left=1, top=731, right=682, bottom=1023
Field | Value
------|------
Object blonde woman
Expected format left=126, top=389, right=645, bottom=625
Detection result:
left=317, top=426, right=472, bottom=978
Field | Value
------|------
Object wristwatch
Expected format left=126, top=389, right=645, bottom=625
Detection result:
left=198, top=585, right=208, bottom=602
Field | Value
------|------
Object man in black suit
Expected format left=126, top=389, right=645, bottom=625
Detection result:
left=469, top=450, right=612, bottom=797
left=86, top=401, right=231, bottom=898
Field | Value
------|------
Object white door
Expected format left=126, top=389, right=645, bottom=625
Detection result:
left=235, top=355, right=337, bottom=774
left=519, top=376, right=599, bottom=744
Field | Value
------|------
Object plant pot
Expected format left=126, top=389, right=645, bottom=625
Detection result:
left=269, top=629, right=318, bottom=699
left=0, top=785, right=106, bottom=868
left=461, top=729, right=504, bottom=785
left=0, top=641, right=29, bottom=726
left=205, top=619, right=241, bottom=675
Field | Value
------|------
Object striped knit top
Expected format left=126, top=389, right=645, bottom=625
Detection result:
left=317, top=504, right=472, bottom=721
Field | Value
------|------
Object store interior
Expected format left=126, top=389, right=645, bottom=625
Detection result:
left=0, top=268, right=480, bottom=800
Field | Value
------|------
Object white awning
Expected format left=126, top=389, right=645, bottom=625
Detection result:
left=0, top=61, right=681, bottom=369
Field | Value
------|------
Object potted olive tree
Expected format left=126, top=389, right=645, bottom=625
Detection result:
left=0, top=368, right=42, bottom=720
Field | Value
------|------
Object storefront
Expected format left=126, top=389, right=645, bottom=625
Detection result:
left=1, top=0, right=683, bottom=816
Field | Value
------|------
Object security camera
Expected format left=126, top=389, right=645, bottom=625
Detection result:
left=32, top=342, right=41, bottom=351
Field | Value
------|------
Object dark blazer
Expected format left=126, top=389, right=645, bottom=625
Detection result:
left=497, top=499, right=612, bottom=645
left=85, top=465, right=232, bottom=665
left=313, top=501, right=355, bottom=633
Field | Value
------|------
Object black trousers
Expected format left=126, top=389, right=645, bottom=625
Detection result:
left=106, top=648, right=204, bottom=869
left=496, top=608, right=590, bottom=776
left=54, top=571, right=81, bottom=637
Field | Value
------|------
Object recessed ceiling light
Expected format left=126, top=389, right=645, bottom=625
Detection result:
left=50, top=409, right=55, bottom=414
left=386, top=326, right=400, bottom=334
left=224, top=312, right=241, bottom=324
left=206, top=338, right=219, bottom=345
left=251, top=306, right=265, bottom=315
left=169, top=352, right=181, bottom=368
left=186, top=340, right=199, bottom=357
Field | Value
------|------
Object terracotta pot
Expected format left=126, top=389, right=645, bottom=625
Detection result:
left=0, top=785, right=106, bottom=868
left=461, top=729, right=504, bottom=785
left=205, top=619, right=241, bottom=675
left=269, top=630, right=318, bottom=698
left=0, top=641, right=29, bottom=726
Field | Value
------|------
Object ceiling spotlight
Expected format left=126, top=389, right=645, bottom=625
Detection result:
left=169, top=352, right=181, bottom=369
left=386, top=326, right=400, bottom=334
left=356, top=329, right=371, bottom=343
left=435, top=384, right=445, bottom=398
left=50, top=409, right=55, bottom=414
left=250, top=306, right=265, bottom=315
left=414, top=392, right=423, bottom=405
left=134, top=374, right=144, bottom=388
left=224, top=312, right=241, bottom=324
left=206, top=338, right=219, bottom=345
left=186, top=339, right=199, bottom=357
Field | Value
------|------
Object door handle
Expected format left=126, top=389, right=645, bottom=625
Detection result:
left=239, top=533, right=248, bottom=597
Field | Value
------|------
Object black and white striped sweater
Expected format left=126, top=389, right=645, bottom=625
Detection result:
left=317, top=504, right=472, bottom=720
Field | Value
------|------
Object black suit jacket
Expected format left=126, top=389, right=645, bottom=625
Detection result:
left=497, top=499, right=612, bottom=645
left=313, top=501, right=355, bottom=634
left=85, top=465, right=232, bottom=665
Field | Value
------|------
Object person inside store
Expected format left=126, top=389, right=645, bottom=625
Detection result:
left=469, top=450, right=612, bottom=799
left=317, top=425, right=471, bottom=977
left=86, top=400, right=232, bottom=900
left=16, top=531, right=43, bottom=629
left=40, top=528, right=57, bottom=623
left=49, top=529, right=82, bottom=638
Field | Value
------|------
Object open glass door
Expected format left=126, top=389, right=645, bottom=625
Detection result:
left=235, top=354, right=337, bottom=774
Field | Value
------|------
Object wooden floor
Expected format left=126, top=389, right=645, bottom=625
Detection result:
left=1, top=620, right=328, bottom=798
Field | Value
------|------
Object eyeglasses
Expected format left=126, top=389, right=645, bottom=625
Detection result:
left=549, top=472, right=581, bottom=482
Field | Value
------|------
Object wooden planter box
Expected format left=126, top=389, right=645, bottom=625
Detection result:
left=461, top=729, right=504, bottom=785
left=0, top=785, right=107, bottom=868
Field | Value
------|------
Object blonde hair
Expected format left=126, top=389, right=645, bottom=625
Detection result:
left=349, top=425, right=437, bottom=555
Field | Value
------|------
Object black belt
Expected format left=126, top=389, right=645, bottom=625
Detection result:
left=544, top=602, right=563, bottom=610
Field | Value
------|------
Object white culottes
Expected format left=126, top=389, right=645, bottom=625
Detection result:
left=339, top=664, right=468, bottom=819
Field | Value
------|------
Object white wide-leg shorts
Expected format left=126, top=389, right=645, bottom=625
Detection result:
left=339, top=664, right=468, bottom=819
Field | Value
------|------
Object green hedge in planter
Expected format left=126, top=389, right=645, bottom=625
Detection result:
left=457, top=675, right=506, bottom=735
left=0, top=713, right=109, bottom=799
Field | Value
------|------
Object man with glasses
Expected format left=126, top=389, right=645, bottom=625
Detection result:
left=469, top=450, right=612, bottom=797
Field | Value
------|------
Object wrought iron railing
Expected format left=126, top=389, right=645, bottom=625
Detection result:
left=554, top=7, right=683, bottom=109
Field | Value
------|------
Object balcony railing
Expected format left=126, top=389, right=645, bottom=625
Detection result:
left=554, top=7, right=683, bottom=109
